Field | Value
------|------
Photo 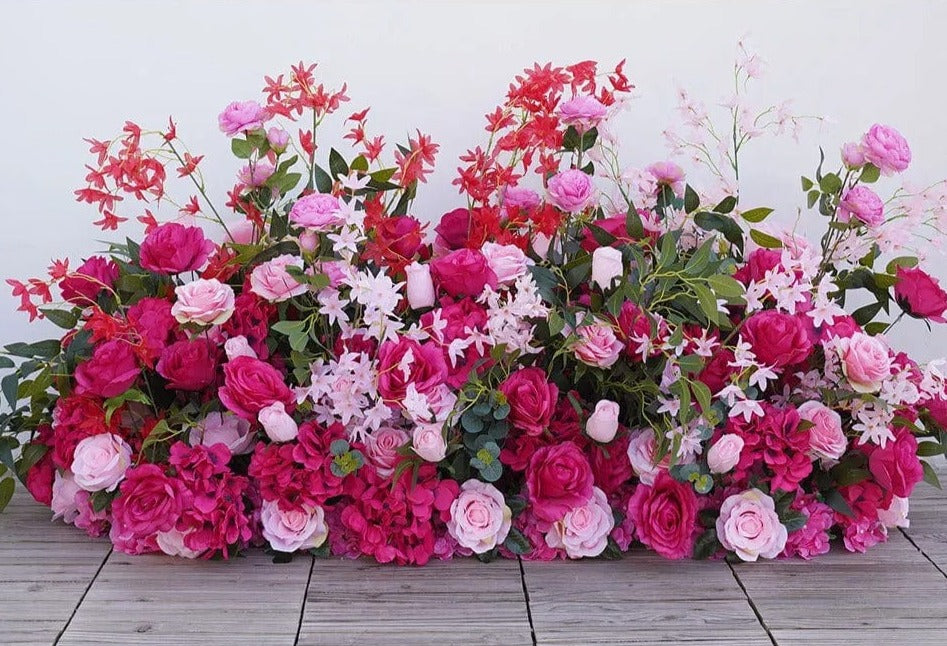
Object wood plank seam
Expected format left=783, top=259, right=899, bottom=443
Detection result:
left=293, top=554, right=316, bottom=646
left=898, top=528, right=947, bottom=581
left=516, top=557, right=537, bottom=646
left=725, top=560, right=778, bottom=646
left=51, top=547, right=113, bottom=646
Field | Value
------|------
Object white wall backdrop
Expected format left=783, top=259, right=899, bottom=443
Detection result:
left=1, top=0, right=946, bottom=359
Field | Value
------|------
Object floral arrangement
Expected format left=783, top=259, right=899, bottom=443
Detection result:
left=2, top=49, right=946, bottom=565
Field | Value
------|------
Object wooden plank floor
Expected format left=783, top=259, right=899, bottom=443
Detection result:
left=1, top=472, right=945, bottom=646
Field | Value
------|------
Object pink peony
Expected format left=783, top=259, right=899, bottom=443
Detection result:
left=260, top=499, right=328, bottom=553
left=430, top=249, right=498, bottom=298
left=526, top=441, right=594, bottom=523
left=218, top=100, right=268, bottom=136
left=71, top=433, right=133, bottom=492
left=237, top=162, right=274, bottom=187
left=498, top=367, right=558, bottom=437
left=838, top=186, right=884, bottom=227
left=627, top=472, right=698, bottom=559
left=289, top=193, right=344, bottom=230
left=189, top=412, right=255, bottom=455
left=59, top=256, right=119, bottom=305
left=861, top=124, right=911, bottom=175
left=840, top=332, right=891, bottom=393
left=647, top=161, right=685, bottom=196
left=502, top=185, right=541, bottom=210
left=557, top=95, right=608, bottom=131
left=572, top=321, right=623, bottom=368
left=249, top=255, right=308, bottom=302
left=782, top=496, right=835, bottom=560
left=716, top=489, right=788, bottom=561
left=841, top=142, right=866, bottom=168
left=74, top=340, right=140, bottom=398
left=218, top=356, right=295, bottom=421
left=545, top=486, right=615, bottom=558
left=895, top=266, right=947, bottom=323
left=547, top=169, right=596, bottom=213
left=139, top=223, right=215, bottom=274
left=156, top=338, right=218, bottom=391
left=797, top=401, right=847, bottom=462
left=446, top=479, right=512, bottom=553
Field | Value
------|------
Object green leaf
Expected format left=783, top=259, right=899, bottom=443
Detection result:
left=350, top=155, right=369, bottom=173
left=276, top=172, right=302, bottom=194
left=885, top=256, right=918, bottom=275
left=740, top=207, right=773, bottom=224
left=922, top=461, right=942, bottom=489
left=15, top=443, right=47, bottom=479
left=852, top=301, right=884, bottom=326
left=625, top=205, right=644, bottom=239
left=561, top=126, right=581, bottom=151
left=312, top=164, right=333, bottom=193
left=461, top=412, right=484, bottom=434
left=782, top=510, right=807, bottom=533
left=1, top=373, right=17, bottom=409
left=39, top=308, right=78, bottom=330
left=684, top=239, right=713, bottom=276
left=819, top=173, right=843, bottom=194
left=714, top=196, right=737, bottom=214
left=691, top=380, right=713, bottom=414
left=272, top=320, right=306, bottom=336
left=806, top=190, right=820, bottom=209
left=693, top=283, right=719, bottom=324
left=502, top=527, right=531, bottom=555
left=328, top=148, right=349, bottom=179
left=231, top=138, right=253, bottom=159
left=4, top=340, right=61, bottom=358
left=547, top=311, right=565, bottom=337
left=917, top=441, right=945, bottom=457
left=801, top=176, right=814, bottom=191
left=824, top=489, right=854, bottom=517
left=580, top=127, right=598, bottom=152
left=749, top=229, right=783, bottom=249
left=705, top=274, right=745, bottom=299
left=0, top=357, right=13, bottom=370
left=692, top=528, right=718, bottom=559
left=288, top=328, right=309, bottom=353
left=693, top=212, right=744, bottom=255
left=860, top=163, right=880, bottom=184
left=0, top=477, right=14, bottom=513
left=684, top=185, right=700, bottom=214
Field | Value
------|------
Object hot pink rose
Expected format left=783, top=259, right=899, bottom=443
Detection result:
left=111, top=464, right=191, bottom=538
left=741, top=310, right=812, bottom=368
left=139, top=223, right=215, bottom=274
left=502, top=186, right=541, bottom=210
left=289, top=193, right=344, bottom=230
left=59, top=256, right=119, bottom=305
left=797, top=401, right=847, bottom=461
left=434, top=208, right=470, bottom=251
left=547, top=169, right=596, bottom=213
left=218, top=356, right=295, bottom=421
left=573, top=321, right=623, bottom=368
left=838, top=186, right=884, bottom=227
left=447, top=479, right=512, bottom=553
left=260, top=499, right=328, bottom=553
left=249, top=255, right=308, bottom=302
left=733, top=248, right=782, bottom=285
left=707, top=433, right=744, bottom=474
left=627, top=471, right=698, bottom=559
left=498, top=367, right=558, bottom=437
left=156, top=338, right=218, bottom=391
left=376, top=338, right=448, bottom=402
left=841, top=332, right=891, bottom=393
left=218, top=100, right=268, bottom=136
left=74, top=340, right=140, bottom=398
left=430, top=249, right=498, bottom=298
left=716, top=489, right=788, bottom=561
left=189, top=412, right=255, bottom=455
left=481, top=242, right=531, bottom=284
left=71, top=433, right=133, bottom=492
left=526, top=441, right=594, bottom=522
left=861, top=124, right=911, bottom=175
left=866, top=428, right=924, bottom=498
left=366, top=426, right=410, bottom=478
left=557, top=95, right=608, bottom=131
left=545, top=486, right=615, bottom=558
left=895, top=266, right=947, bottom=323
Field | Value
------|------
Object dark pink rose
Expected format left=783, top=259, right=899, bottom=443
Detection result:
left=74, top=340, right=140, bottom=398
left=139, top=223, right=215, bottom=274
left=698, top=348, right=736, bottom=394
left=25, top=446, right=55, bottom=506
left=927, top=395, right=947, bottom=429
left=59, top=256, right=120, bottom=305
left=818, top=314, right=861, bottom=342
left=895, top=266, right=947, bottom=323
left=376, top=338, right=448, bottom=402
left=430, top=249, right=498, bottom=298
left=111, top=464, right=191, bottom=538
left=218, top=356, right=294, bottom=421
left=741, top=310, right=812, bottom=368
left=626, top=471, right=699, bottom=559
left=526, top=441, right=594, bottom=522
left=733, top=249, right=782, bottom=285
left=498, top=367, right=558, bottom=436
left=866, top=429, right=924, bottom=498
left=434, top=208, right=471, bottom=251
left=156, top=338, right=218, bottom=391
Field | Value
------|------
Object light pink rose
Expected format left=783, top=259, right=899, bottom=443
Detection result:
left=573, top=321, right=623, bottom=368
left=156, top=528, right=202, bottom=559
left=266, top=127, right=290, bottom=153
left=841, top=142, right=866, bottom=168
left=707, top=433, right=744, bottom=474
left=218, top=100, right=268, bottom=136
left=171, top=278, right=236, bottom=326
left=502, top=185, right=541, bottom=210
left=481, top=242, right=531, bottom=284
left=258, top=402, right=299, bottom=443
left=878, top=495, right=909, bottom=528
left=841, top=333, right=891, bottom=393
left=447, top=479, right=513, bottom=553
left=238, top=162, right=274, bottom=188
left=227, top=220, right=258, bottom=245
left=289, top=193, right=344, bottom=230
left=189, top=412, right=256, bottom=455
left=586, top=399, right=620, bottom=443
left=405, top=262, right=435, bottom=309
left=412, top=423, right=447, bottom=462
left=224, top=335, right=258, bottom=361
left=545, top=487, right=615, bottom=558
left=797, top=401, right=847, bottom=462
left=861, top=124, right=911, bottom=175
left=591, top=246, right=623, bottom=290
left=557, top=95, right=608, bottom=131
left=647, top=161, right=685, bottom=196
left=716, top=489, right=788, bottom=561
left=366, top=426, right=410, bottom=478
left=626, top=428, right=672, bottom=485
left=547, top=169, right=596, bottom=213
left=260, top=499, right=328, bottom=553
left=51, top=471, right=81, bottom=523
left=71, top=433, right=133, bottom=492
left=249, top=255, right=308, bottom=302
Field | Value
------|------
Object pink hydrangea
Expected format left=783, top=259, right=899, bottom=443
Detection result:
left=781, top=496, right=834, bottom=560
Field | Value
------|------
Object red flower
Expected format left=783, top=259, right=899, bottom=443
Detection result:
left=741, top=310, right=812, bottom=369
left=156, top=338, right=219, bottom=392
left=218, top=356, right=294, bottom=421
left=895, top=265, right=947, bottom=323
left=526, top=441, right=594, bottom=522
left=74, top=339, right=140, bottom=399
left=626, top=472, right=698, bottom=559
left=139, top=223, right=215, bottom=274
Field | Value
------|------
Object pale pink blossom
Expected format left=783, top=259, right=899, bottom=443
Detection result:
left=249, top=255, right=308, bottom=302
left=171, top=278, right=236, bottom=326
left=260, top=500, right=328, bottom=553
left=586, top=400, right=620, bottom=443
left=447, top=480, right=512, bottom=553
left=545, top=487, right=615, bottom=558
left=71, top=433, right=133, bottom=493
left=716, top=489, right=788, bottom=561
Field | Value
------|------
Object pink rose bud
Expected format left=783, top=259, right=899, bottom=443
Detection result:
left=71, top=433, right=134, bottom=492
left=171, top=278, right=236, bottom=326
left=412, top=423, right=447, bottom=462
left=298, top=230, right=320, bottom=253
left=707, top=433, right=744, bottom=474
left=716, top=488, right=788, bottom=561
left=591, top=246, right=623, bottom=290
left=267, top=127, right=290, bottom=153
left=894, top=265, right=947, bottom=323
left=405, top=262, right=436, bottom=309
left=841, top=142, right=866, bottom=169
left=797, top=401, right=847, bottom=462
left=547, top=169, right=596, bottom=213
left=586, top=399, right=620, bottom=443
left=258, top=402, right=299, bottom=442
left=840, top=332, right=891, bottom=394
left=224, top=335, right=258, bottom=361
left=260, top=499, right=328, bottom=553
